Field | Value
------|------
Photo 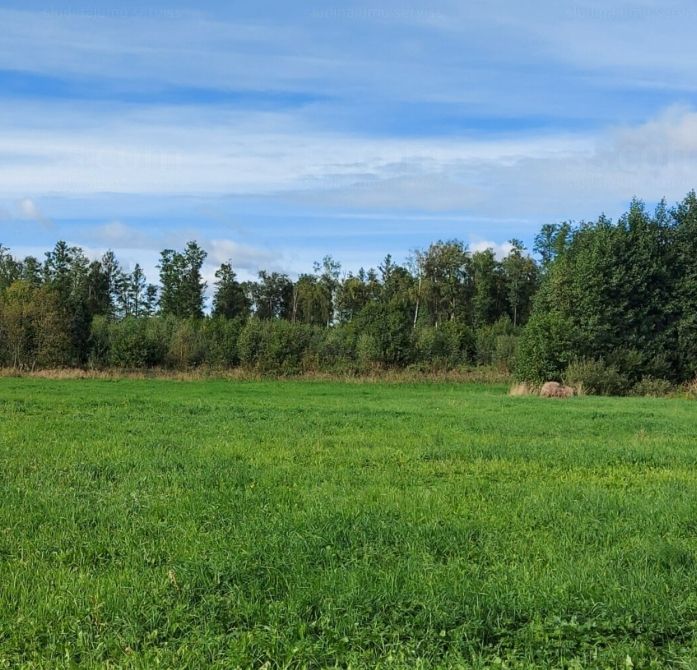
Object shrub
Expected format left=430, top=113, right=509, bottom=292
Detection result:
left=564, top=358, right=630, bottom=396
left=631, top=376, right=673, bottom=397
left=107, top=316, right=171, bottom=368
left=604, top=348, right=676, bottom=386
left=416, top=321, right=475, bottom=369
left=200, top=317, right=244, bottom=368
left=353, top=301, right=415, bottom=366
left=238, top=319, right=317, bottom=373
left=0, top=281, right=72, bottom=369
left=515, top=312, right=575, bottom=383
left=315, top=325, right=358, bottom=371
left=356, top=333, right=381, bottom=372
left=88, top=315, right=111, bottom=368
left=238, top=319, right=265, bottom=368
left=166, top=319, right=207, bottom=368
left=476, top=317, right=516, bottom=367
left=493, top=334, right=518, bottom=372
left=684, top=378, right=697, bottom=399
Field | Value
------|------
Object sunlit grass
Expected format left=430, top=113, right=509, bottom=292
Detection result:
left=1, top=379, right=696, bottom=668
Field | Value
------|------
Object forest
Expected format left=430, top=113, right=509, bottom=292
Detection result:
left=3, top=191, right=697, bottom=393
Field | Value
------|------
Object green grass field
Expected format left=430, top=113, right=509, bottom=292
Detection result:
left=2, top=379, right=697, bottom=668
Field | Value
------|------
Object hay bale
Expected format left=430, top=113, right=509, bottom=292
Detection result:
left=539, top=381, right=561, bottom=397
left=540, top=381, right=574, bottom=398
left=558, top=385, right=575, bottom=398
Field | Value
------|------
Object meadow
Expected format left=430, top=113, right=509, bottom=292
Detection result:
left=1, top=379, right=697, bottom=668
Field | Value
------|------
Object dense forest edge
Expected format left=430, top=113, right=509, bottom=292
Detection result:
left=4, top=192, right=697, bottom=396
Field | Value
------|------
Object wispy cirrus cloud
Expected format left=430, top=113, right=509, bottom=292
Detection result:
left=80, top=219, right=282, bottom=280
left=1, top=0, right=697, bottom=273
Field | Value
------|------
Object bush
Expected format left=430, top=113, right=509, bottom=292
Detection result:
left=200, top=317, right=244, bottom=368
left=166, top=319, right=207, bottom=368
left=238, top=318, right=265, bottom=368
left=353, top=301, right=415, bottom=366
left=515, top=312, right=575, bottom=383
left=88, top=315, right=111, bottom=368
left=356, top=333, right=381, bottom=372
left=315, top=325, right=358, bottom=371
left=631, top=376, right=673, bottom=397
left=95, top=316, right=245, bottom=370
left=106, top=316, right=171, bottom=368
left=476, top=317, right=516, bottom=367
left=238, top=319, right=318, bottom=373
left=416, top=321, right=475, bottom=369
left=493, top=334, right=518, bottom=372
left=0, top=281, right=72, bottom=369
left=564, top=358, right=630, bottom=396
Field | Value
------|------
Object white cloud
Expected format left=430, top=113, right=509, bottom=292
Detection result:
left=90, top=221, right=153, bottom=248
left=0, top=101, right=592, bottom=204
left=470, top=240, right=514, bottom=259
left=80, top=219, right=283, bottom=279
left=207, top=239, right=282, bottom=273
left=0, top=103, right=696, bottom=229
left=291, top=106, right=697, bottom=219
left=1, top=103, right=696, bottom=225
left=17, top=198, right=53, bottom=228
left=3, top=1, right=697, bottom=262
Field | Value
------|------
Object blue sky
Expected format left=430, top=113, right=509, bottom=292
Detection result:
left=2, top=0, right=697, bottom=286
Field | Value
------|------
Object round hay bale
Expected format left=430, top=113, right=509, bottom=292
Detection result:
left=540, top=381, right=575, bottom=398
left=540, top=381, right=561, bottom=397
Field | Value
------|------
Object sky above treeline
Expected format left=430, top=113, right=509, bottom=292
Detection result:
left=2, top=0, right=697, bottom=285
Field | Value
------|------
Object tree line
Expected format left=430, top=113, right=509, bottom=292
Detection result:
left=3, top=191, right=697, bottom=390
left=0, top=237, right=536, bottom=372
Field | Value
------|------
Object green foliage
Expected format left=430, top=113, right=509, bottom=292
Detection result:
left=0, top=244, right=21, bottom=291
left=0, top=280, right=71, bottom=368
left=158, top=242, right=207, bottom=319
left=564, top=358, right=630, bottom=396
left=630, top=376, right=674, bottom=397
left=314, top=324, right=358, bottom=371
left=292, top=273, right=332, bottom=325
left=237, top=318, right=265, bottom=368
left=248, top=271, right=293, bottom=320
left=673, top=191, right=697, bottom=378
left=516, top=311, right=574, bottom=383
left=414, top=240, right=472, bottom=325
left=355, top=332, right=381, bottom=371
left=500, top=239, right=538, bottom=327
left=475, top=316, right=517, bottom=368
left=351, top=300, right=414, bottom=366
left=0, top=233, right=541, bottom=374
left=92, top=316, right=198, bottom=369
left=166, top=318, right=208, bottom=368
left=200, top=316, right=244, bottom=368
left=517, top=196, right=696, bottom=389
left=493, top=334, right=518, bottom=372
left=238, top=319, right=319, bottom=373
left=471, top=248, right=503, bottom=328
left=103, top=317, right=172, bottom=368
left=212, top=263, right=250, bottom=320
left=415, top=321, right=475, bottom=368
left=533, top=222, right=571, bottom=269
left=10, top=192, right=697, bottom=384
